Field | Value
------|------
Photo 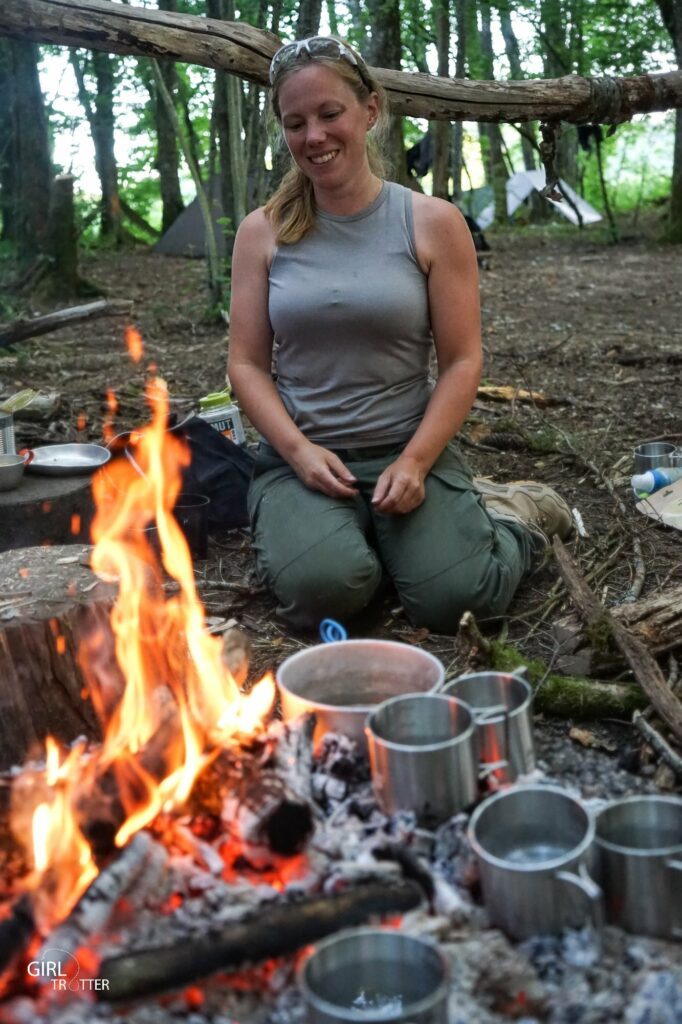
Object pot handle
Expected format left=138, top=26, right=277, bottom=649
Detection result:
left=665, top=858, right=682, bottom=939
left=475, top=703, right=510, bottom=788
left=555, top=863, right=604, bottom=929
left=19, top=448, right=34, bottom=465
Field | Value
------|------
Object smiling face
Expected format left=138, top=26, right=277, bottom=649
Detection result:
left=277, top=63, right=380, bottom=200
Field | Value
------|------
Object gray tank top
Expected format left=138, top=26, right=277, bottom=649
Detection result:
left=268, top=181, right=433, bottom=447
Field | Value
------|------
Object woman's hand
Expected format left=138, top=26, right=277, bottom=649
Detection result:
left=371, top=455, right=426, bottom=515
left=290, top=440, right=358, bottom=499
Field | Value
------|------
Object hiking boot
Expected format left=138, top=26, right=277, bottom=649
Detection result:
left=474, top=478, right=573, bottom=542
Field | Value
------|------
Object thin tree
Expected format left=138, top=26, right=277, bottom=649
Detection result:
left=478, top=0, right=508, bottom=224
left=364, top=0, right=409, bottom=184
left=432, top=0, right=451, bottom=199
left=656, top=0, right=682, bottom=241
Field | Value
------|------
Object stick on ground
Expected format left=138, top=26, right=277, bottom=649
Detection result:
left=553, top=537, right=682, bottom=743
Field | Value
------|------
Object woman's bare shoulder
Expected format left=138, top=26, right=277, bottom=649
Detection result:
left=411, top=191, right=468, bottom=236
left=234, top=207, right=277, bottom=263
left=235, top=207, right=274, bottom=245
left=411, top=192, right=474, bottom=271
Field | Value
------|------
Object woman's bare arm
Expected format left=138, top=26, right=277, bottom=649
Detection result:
left=371, top=196, right=482, bottom=515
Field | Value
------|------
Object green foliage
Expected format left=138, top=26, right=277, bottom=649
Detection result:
left=579, top=117, right=674, bottom=216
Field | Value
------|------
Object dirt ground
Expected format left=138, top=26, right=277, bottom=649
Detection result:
left=2, top=216, right=682, bottom=778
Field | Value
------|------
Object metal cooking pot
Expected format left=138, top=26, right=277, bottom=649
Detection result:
left=276, top=639, right=444, bottom=752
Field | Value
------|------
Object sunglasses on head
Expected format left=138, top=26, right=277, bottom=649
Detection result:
left=268, top=36, right=371, bottom=89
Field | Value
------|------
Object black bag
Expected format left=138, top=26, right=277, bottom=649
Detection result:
left=170, top=416, right=254, bottom=530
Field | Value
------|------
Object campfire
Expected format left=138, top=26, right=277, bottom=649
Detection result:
left=1, top=367, right=682, bottom=1024
left=10, top=377, right=276, bottom=931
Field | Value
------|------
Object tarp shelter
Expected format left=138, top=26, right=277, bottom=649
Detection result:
left=155, top=177, right=230, bottom=258
left=472, top=170, right=602, bottom=228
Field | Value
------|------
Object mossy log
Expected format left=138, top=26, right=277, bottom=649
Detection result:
left=488, top=642, right=647, bottom=720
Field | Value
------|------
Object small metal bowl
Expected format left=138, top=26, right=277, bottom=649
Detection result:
left=0, top=453, right=29, bottom=491
left=276, top=640, right=444, bottom=752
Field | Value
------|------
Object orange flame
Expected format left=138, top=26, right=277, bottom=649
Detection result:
left=15, top=738, right=98, bottom=932
left=14, top=373, right=275, bottom=929
left=125, top=326, right=144, bottom=364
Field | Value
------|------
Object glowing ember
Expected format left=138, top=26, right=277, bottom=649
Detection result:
left=12, top=372, right=275, bottom=930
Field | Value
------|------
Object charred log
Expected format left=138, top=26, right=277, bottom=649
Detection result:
left=98, top=880, right=423, bottom=1002
left=0, top=894, right=35, bottom=977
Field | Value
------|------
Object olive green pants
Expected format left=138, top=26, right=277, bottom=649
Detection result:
left=247, top=441, right=535, bottom=635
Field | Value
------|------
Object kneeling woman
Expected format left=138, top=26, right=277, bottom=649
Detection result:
left=227, top=36, right=571, bottom=634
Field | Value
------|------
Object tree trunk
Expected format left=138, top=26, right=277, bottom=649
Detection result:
left=656, top=0, right=682, bottom=241
left=432, top=0, right=451, bottom=200
left=242, top=0, right=268, bottom=210
left=45, top=174, right=80, bottom=297
left=152, top=0, right=185, bottom=233
left=451, top=0, right=468, bottom=202
left=296, top=0, right=322, bottom=38
left=8, top=39, right=52, bottom=263
left=1, top=0, right=682, bottom=125
left=479, top=1, right=507, bottom=224
left=497, top=3, right=549, bottom=221
left=365, top=0, right=408, bottom=185
left=207, top=0, right=247, bottom=237
left=0, top=41, right=18, bottom=244
left=0, top=545, right=116, bottom=770
left=152, top=62, right=223, bottom=308
left=70, top=51, right=125, bottom=243
left=540, top=0, right=578, bottom=187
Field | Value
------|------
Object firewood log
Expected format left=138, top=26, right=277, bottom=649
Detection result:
left=98, top=880, right=424, bottom=1002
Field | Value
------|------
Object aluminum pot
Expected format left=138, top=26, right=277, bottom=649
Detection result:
left=592, top=795, right=682, bottom=939
left=442, top=670, right=535, bottom=782
left=366, top=693, right=479, bottom=826
left=276, top=640, right=444, bottom=752
left=298, top=927, right=449, bottom=1024
left=468, top=783, right=602, bottom=939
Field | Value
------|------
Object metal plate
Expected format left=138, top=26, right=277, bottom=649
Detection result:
left=25, top=443, right=111, bottom=476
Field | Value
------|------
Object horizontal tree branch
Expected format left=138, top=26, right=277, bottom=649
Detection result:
left=2, top=0, right=681, bottom=124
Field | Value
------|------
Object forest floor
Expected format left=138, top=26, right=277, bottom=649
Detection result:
left=2, top=210, right=682, bottom=788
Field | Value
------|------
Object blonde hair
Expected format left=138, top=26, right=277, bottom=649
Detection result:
left=264, top=45, right=388, bottom=246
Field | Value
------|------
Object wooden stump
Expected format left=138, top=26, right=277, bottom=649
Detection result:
left=0, top=544, right=118, bottom=769
left=0, top=472, right=94, bottom=554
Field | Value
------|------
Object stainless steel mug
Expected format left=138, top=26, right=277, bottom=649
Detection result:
left=592, top=795, right=682, bottom=940
left=468, top=783, right=603, bottom=939
left=442, top=671, right=535, bottom=783
left=366, top=693, right=478, bottom=827
left=633, top=441, right=676, bottom=474
left=299, top=927, right=449, bottom=1024
left=277, top=640, right=444, bottom=753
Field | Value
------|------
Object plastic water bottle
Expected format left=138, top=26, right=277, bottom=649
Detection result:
left=631, top=467, right=682, bottom=495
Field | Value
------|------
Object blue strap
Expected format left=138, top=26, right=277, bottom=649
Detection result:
left=319, top=618, right=348, bottom=643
